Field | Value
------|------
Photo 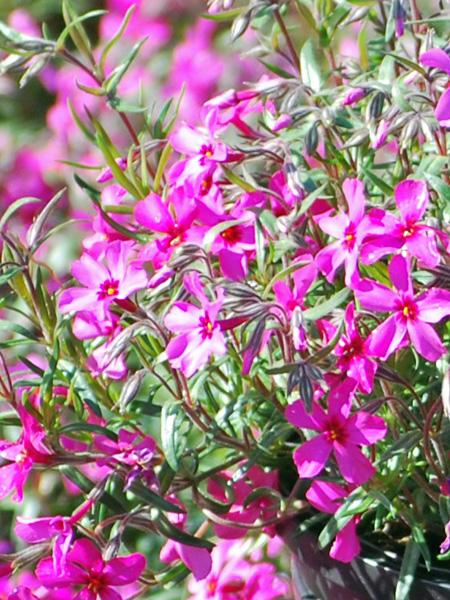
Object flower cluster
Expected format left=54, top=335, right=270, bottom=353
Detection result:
left=0, top=1, right=448, bottom=598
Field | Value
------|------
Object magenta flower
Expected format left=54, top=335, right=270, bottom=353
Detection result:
left=59, top=241, right=148, bottom=319
left=160, top=497, right=212, bottom=581
left=164, top=273, right=227, bottom=377
left=420, top=48, right=450, bottom=76
left=209, top=216, right=256, bottom=281
left=94, top=429, right=157, bottom=489
left=435, top=88, right=450, bottom=127
left=306, top=480, right=360, bottom=563
left=343, top=87, right=367, bottom=106
left=356, top=255, right=450, bottom=361
left=207, top=465, right=279, bottom=539
left=362, top=179, right=440, bottom=267
left=285, top=379, right=387, bottom=485
left=0, top=404, right=53, bottom=502
left=36, top=538, right=146, bottom=599
left=316, top=178, right=383, bottom=287
left=15, top=500, right=92, bottom=574
left=335, top=302, right=377, bottom=393
left=134, top=190, right=203, bottom=269
left=187, top=539, right=289, bottom=600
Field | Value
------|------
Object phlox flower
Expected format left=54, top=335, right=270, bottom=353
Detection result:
left=15, top=500, right=93, bottom=574
left=0, top=404, right=53, bottom=502
left=316, top=178, right=383, bottom=287
left=94, top=429, right=157, bottom=489
left=209, top=214, right=256, bottom=281
left=356, top=255, right=450, bottom=361
left=36, top=538, right=146, bottom=599
left=306, top=480, right=360, bottom=563
left=420, top=48, right=450, bottom=127
left=59, top=241, right=147, bottom=319
left=285, top=379, right=387, bottom=485
left=164, top=272, right=227, bottom=377
left=187, top=539, right=289, bottom=600
left=362, top=179, right=441, bottom=267
left=160, top=496, right=212, bottom=581
left=134, top=189, right=204, bottom=269
left=334, top=302, right=377, bottom=393
left=207, top=465, right=279, bottom=539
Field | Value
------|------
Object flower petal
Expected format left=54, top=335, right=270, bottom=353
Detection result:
left=388, top=254, right=412, bottom=294
left=407, top=319, right=446, bottom=361
left=367, top=314, right=407, bottom=360
left=343, top=178, right=365, bottom=224
left=417, top=289, right=450, bottom=323
left=293, top=435, right=332, bottom=479
left=334, top=444, right=375, bottom=485
left=347, top=412, right=387, bottom=445
left=330, top=519, right=361, bottom=563
left=103, top=553, right=146, bottom=585
left=394, top=179, right=428, bottom=222
left=355, top=279, right=398, bottom=313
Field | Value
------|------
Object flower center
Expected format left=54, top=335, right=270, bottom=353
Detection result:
left=220, top=225, right=242, bottom=245
left=201, top=144, right=214, bottom=159
left=98, top=279, right=119, bottom=300
left=324, top=419, right=347, bottom=444
left=199, top=314, right=215, bottom=339
left=400, top=299, right=418, bottom=320
left=88, top=576, right=105, bottom=593
left=343, top=225, right=356, bottom=249
left=200, top=176, right=212, bottom=195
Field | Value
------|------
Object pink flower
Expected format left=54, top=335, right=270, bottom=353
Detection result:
left=188, top=539, right=289, bottom=600
left=15, top=501, right=93, bottom=574
left=36, top=538, right=146, bottom=599
left=164, top=273, right=227, bottom=377
left=207, top=466, right=279, bottom=539
left=356, top=255, right=450, bottom=361
left=160, top=497, right=212, bottom=581
left=134, top=190, right=204, bottom=269
left=420, top=48, right=450, bottom=76
left=316, top=178, right=382, bottom=287
left=435, top=87, right=450, bottom=127
left=335, top=302, right=377, bottom=393
left=0, top=404, right=53, bottom=502
left=362, top=179, right=440, bottom=267
left=306, top=480, right=360, bottom=563
left=94, top=429, right=157, bottom=489
left=343, top=87, right=367, bottom=106
left=59, top=241, right=147, bottom=319
left=285, top=379, right=387, bottom=485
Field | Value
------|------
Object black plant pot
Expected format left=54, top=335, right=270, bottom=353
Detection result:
left=281, top=528, right=450, bottom=600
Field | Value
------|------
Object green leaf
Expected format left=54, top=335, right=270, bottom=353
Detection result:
left=58, top=422, right=118, bottom=441
left=297, top=182, right=328, bottom=216
left=104, top=37, right=147, bottom=95
left=154, top=143, right=172, bottom=193
left=387, top=53, right=426, bottom=77
left=0, top=197, right=41, bottom=231
left=59, top=466, right=125, bottom=512
left=377, top=431, right=422, bottom=463
left=358, top=25, right=369, bottom=71
left=56, top=9, right=106, bottom=50
left=153, top=511, right=214, bottom=549
left=259, top=60, right=293, bottom=79
left=411, top=524, right=431, bottom=571
left=0, top=266, right=24, bottom=286
left=302, top=288, right=350, bottom=320
left=129, top=481, right=185, bottom=513
left=222, top=167, right=256, bottom=192
left=161, top=402, right=189, bottom=472
left=201, top=9, right=242, bottom=21
left=100, top=5, right=136, bottom=74
left=300, top=39, right=322, bottom=92
left=363, top=167, right=394, bottom=195
left=395, top=538, right=421, bottom=600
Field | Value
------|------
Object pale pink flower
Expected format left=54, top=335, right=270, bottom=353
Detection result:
left=164, top=273, right=227, bottom=377
left=59, top=241, right=147, bottom=319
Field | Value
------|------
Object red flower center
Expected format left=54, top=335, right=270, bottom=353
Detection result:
left=324, top=418, right=347, bottom=444
left=343, top=225, right=356, bottom=249
left=340, top=334, right=364, bottom=359
left=201, top=144, right=214, bottom=158
left=220, top=225, right=242, bottom=245
left=199, top=314, right=216, bottom=339
left=400, top=298, right=418, bottom=321
left=98, top=279, right=119, bottom=300
left=87, top=574, right=106, bottom=593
